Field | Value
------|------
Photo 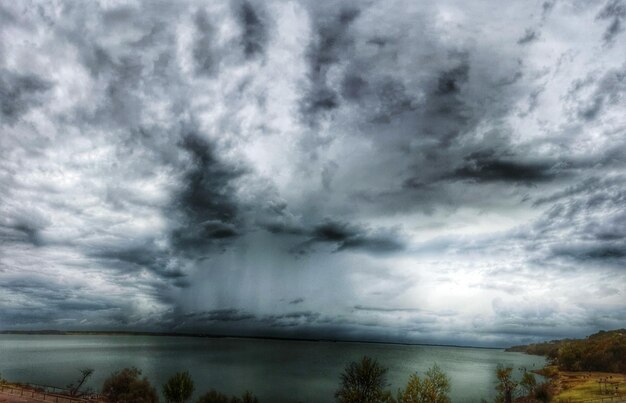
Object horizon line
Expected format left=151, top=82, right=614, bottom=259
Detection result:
left=0, top=329, right=506, bottom=350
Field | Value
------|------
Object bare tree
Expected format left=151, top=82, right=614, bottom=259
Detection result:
left=66, top=368, right=94, bottom=397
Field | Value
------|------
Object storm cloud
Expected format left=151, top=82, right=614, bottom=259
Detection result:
left=0, top=0, right=625, bottom=346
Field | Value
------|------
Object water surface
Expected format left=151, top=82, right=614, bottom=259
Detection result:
left=0, top=335, right=545, bottom=402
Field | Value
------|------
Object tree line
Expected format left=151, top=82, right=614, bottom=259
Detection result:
left=54, top=356, right=551, bottom=402
left=507, top=329, right=626, bottom=373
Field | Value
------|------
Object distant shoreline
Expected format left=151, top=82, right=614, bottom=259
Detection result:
left=0, top=329, right=502, bottom=350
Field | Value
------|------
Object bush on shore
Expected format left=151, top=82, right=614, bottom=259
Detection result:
left=335, top=356, right=394, bottom=403
left=397, top=364, right=451, bottom=403
left=102, top=367, right=158, bottom=403
left=196, top=389, right=259, bottom=403
left=335, top=356, right=451, bottom=403
left=163, top=371, right=194, bottom=403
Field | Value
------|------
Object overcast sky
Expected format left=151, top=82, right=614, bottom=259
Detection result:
left=0, top=0, right=625, bottom=347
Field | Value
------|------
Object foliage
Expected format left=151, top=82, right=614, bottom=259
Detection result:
left=335, top=356, right=394, bottom=403
left=236, top=391, right=259, bottom=403
left=66, top=368, right=94, bottom=397
left=163, top=371, right=195, bottom=403
left=519, top=371, right=536, bottom=396
left=557, top=329, right=626, bottom=372
left=506, top=329, right=626, bottom=373
left=533, top=382, right=553, bottom=402
left=495, top=365, right=517, bottom=403
left=102, top=367, right=158, bottom=403
left=196, top=389, right=259, bottom=403
left=535, top=366, right=558, bottom=380
left=397, top=374, right=424, bottom=403
left=397, top=364, right=451, bottom=403
left=197, top=389, right=230, bottom=403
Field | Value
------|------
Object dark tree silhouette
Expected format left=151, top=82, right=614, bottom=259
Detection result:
left=196, top=389, right=230, bottom=403
left=162, top=371, right=195, bottom=403
left=196, top=389, right=259, bottom=403
left=66, top=368, right=94, bottom=397
left=237, top=391, right=260, bottom=403
left=102, top=367, right=158, bottom=403
left=335, top=356, right=393, bottom=403
left=495, top=365, right=517, bottom=403
left=519, top=371, right=536, bottom=396
left=397, top=364, right=451, bottom=403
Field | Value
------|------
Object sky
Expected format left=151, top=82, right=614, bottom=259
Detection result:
left=0, top=0, right=625, bottom=347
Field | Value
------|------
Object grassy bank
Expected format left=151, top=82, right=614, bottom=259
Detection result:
left=554, top=371, right=626, bottom=402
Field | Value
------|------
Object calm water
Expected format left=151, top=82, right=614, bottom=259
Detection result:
left=0, top=335, right=545, bottom=402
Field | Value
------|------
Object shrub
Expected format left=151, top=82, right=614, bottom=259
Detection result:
left=197, top=389, right=259, bottom=403
left=495, top=365, right=517, bottom=403
left=102, top=367, right=158, bottom=403
left=236, top=391, right=259, bottom=403
left=163, top=371, right=195, bottom=403
left=519, top=371, right=536, bottom=396
left=533, top=382, right=553, bottom=402
left=197, top=389, right=230, bottom=403
left=397, top=364, right=451, bottom=403
left=66, top=368, right=94, bottom=397
left=335, top=356, right=393, bottom=403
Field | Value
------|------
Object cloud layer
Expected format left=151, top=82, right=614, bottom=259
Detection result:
left=0, top=0, right=625, bottom=346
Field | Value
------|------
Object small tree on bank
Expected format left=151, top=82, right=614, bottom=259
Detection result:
left=519, top=371, right=536, bottom=397
left=163, top=371, right=195, bottom=403
left=495, top=365, right=517, bottom=403
left=335, top=356, right=394, bottom=403
left=196, top=389, right=259, bottom=403
left=196, top=389, right=230, bottom=403
left=238, top=391, right=260, bottom=403
left=397, top=364, right=451, bottom=403
left=102, top=367, right=158, bottom=403
left=66, top=368, right=94, bottom=397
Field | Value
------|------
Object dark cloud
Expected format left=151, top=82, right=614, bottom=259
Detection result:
left=193, top=9, right=219, bottom=76
left=264, top=311, right=321, bottom=327
left=302, top=86, right=338, bottom=116
left=366, top=36, right=391, bottom=48
left=533, top=175, right=625, bottom=206
left=597, top=0, right=625, bottom=44
left=448, top=151, right=559, bottom=184
left=521, top=173, right=626, bottom=271
left=170, top=131, right=244, bottom=253
left=235, top=1, right=267, bottom=58
left=261, top=219, right=406, bottom=255
left=541, top=0, right=556, bottom=19
left=0, top=275, right=131, bottom=328
left=88, top=242, right=183, bottom=281
left=370, top=78, right=416, bottom=123
left=551, top=244, right=626, bottom=262
left=517, top=29, right=538, bottom=45
left=413, top=57, right=473, bottom=147
left=0, top=223, right=43, bottom=247
left=184, top=309, right=256, bottom=323
left=1, top=0, right=625, bottom=345
left=260, top=216, right=405, bottom=254
left=576, top=64, right=626, bottom=121
left=309, top=221, right=404, bottom=253
left=436, top=62, right=469, bottom=96
left=0, top=69, right=51, bottom=124
left=353, top=305, right=419, bottom=313
left=300, top=7, right=360, bottom=120
left=340, top=74, right=368, bottom=100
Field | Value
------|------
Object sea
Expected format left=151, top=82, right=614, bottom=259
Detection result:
left=0, top=334, right=546, bottom=402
